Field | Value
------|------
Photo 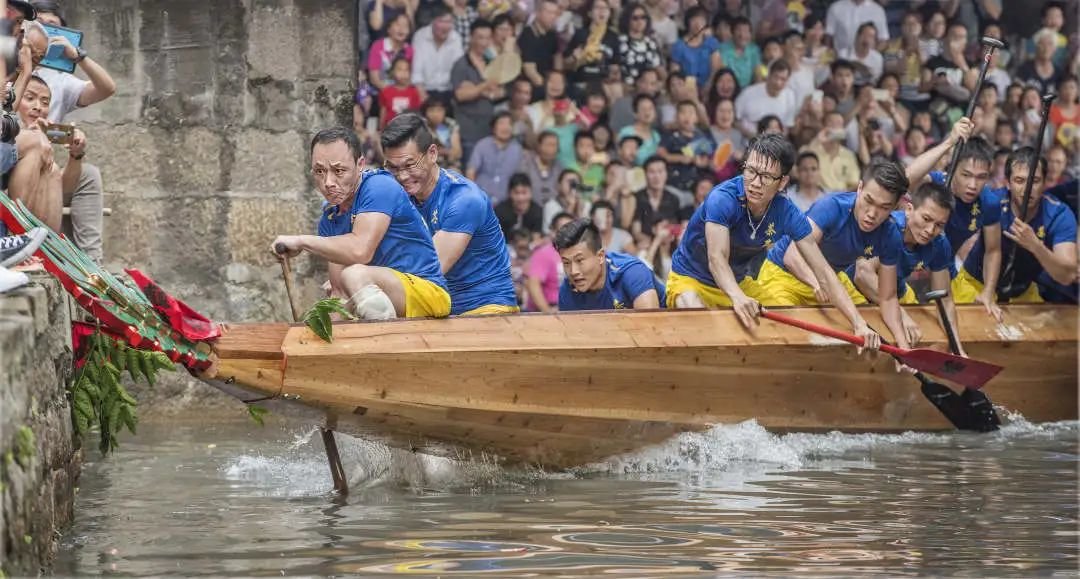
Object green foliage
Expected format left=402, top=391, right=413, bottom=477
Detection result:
left=302, top=298, right=355, bottom=343
left=70, top=330, right=175, bottom=455
left=13, top=426, right=34, bottom=468
left=247, top=405, right=269, bottom=427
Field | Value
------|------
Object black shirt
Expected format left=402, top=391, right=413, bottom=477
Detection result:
left=495, top=199, right=545, bottom=240
left=564, top=27, right=619, bottom=85
left=1016, top=61, right=1062, bottom=96
left=925, top=54, right=970, bottom=106
left=518, top=24, right=559, bottom=79
left=633, top=189, right=682, bottom=238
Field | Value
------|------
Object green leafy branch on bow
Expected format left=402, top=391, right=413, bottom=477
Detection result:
left=302, top=298, right=355, bottom=343
left=70, top=330, right=175, bottom=455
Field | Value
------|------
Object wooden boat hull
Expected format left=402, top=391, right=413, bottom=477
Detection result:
left=205, top=305, right=1078, bottom=469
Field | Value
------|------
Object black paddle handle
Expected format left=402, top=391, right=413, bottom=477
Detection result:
left=943, top=37, right=1004, bottom=194
left=928, top=293, right=962, bottom=356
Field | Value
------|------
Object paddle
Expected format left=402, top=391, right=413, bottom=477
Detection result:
left=943, top=36, right=1006, bottom=195
left=274, top=243, right=301, bottom=323
left=760, top=310, right=1003, bottom=390
left=924, top=289, right=1001, bottom=431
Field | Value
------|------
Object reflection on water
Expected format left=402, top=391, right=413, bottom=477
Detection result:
left=55, top=418, right=1078, bottom=575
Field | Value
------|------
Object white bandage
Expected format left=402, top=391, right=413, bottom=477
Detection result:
left=348, top=284, right=398, bottom=320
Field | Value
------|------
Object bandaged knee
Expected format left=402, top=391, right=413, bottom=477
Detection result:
left=348, top=284, right=397, bottom=320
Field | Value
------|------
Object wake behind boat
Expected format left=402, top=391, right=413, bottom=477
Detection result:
left=203, top=305, right=1077, bottom=469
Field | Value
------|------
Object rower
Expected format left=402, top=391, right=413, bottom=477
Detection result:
left=380, top=113, right=519, bottom=316
left=852, top=181, right=967, bottom=356
left=758, top=160, right=914, bottom=350
left=667, top=133, right=883, bottom=350
left=271, top=127, right=450, bottom=319
left=555, top=218, right=665, bottom=311
left=956, top=147, right=1078, bottom=303
left=903, top=118, right=1005, bottom=319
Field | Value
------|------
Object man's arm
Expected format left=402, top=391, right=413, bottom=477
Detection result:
left=905, top=117, right=972, bottom=184
left=704, top=222, right=756, bottom=326
left=284, top=212, right=390, bottom=265
left=978, top=222, right=1004, bottom=320
left=1005, top=220, right=1079, bottom=286
left=877, top=263, right=912, bottom=349
left=74, top=57, right=117, bottom=107
left=631, top=289, right=660, bottom=309
left=433, top=231, right=472, bottom=274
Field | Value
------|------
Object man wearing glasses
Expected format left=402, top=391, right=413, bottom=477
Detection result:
left=758, top=159, right=913, bottom=351
left=381, top=113, right=518, bottom=316
left=271, top=127, right=450, bottom=320
left=667, top=134, right=883, bottom=352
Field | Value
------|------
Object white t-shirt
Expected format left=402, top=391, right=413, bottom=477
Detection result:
left=733, top=82, right=797, bottom=132
left=825, top=0, right=889, bottom=55
left=838, top=48, right=884, bottom=84
left=786, top=65, right=817, bottom=109
left=35, top=67, right=87, bottom=123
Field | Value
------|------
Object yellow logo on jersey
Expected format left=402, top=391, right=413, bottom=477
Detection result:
left=914, top=260, right=925, bottom=272
left=864, top=245, right=874, bottom=256
left=431, top=208, right=439, bottom=226
left=1037, top=225, right=1046, bottom=239
left=765, top=222, right=776, bottom=238
left=968, top=216, right=978, bottom=231
left=971, top=203, right=980, bottom=216
left=613, top=299, right=625, bottom=309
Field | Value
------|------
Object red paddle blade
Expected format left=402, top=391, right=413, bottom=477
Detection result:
left=894, top=347, right=1003, bottom=390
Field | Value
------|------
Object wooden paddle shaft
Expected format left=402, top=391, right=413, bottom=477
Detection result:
left=274, top=243, right=301, bottom=323
left=760, top=310, right=906, bottom=356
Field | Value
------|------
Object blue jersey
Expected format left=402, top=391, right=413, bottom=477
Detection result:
left=671, top=176, right=812, bottom=285
left=929, top=171, right=1003, bottom=251
left=964, top=190, right=1078, bottom=285
left=558, top=251, right=666, bottom=311
left=414, top=169, right=516, bottom=315
left=317, top=170, right=447, bottom=291
left=767, top=191, right=903, bottom=273
left=844, top=210, right=954, bottom=296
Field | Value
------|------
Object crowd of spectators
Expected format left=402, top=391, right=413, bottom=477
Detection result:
left=354, top=0, right=1075, bottom=311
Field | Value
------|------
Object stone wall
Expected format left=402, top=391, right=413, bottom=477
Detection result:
left=0, top=274, right=80, bottom=575
left=64, top=0, right=357, bottom=323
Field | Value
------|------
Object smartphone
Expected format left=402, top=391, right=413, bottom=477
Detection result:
left=45, top=123, right=74, bottom=145
left=872, top=88, right=891, bottom=101
left=39, top=23, right=84, bottom=74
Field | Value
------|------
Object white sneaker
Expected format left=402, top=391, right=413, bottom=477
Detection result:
left=0, top=266, right=29, bottom=294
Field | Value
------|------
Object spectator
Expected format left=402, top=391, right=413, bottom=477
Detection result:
left=410, top=6, right=464, bottom=103
left=802, top=13, right=835, bottom=84
left=705, top=67, right=741, bottom=122
left=680, top=174, right=716, bottom=223
left=659, top=72, right=708, bottom=129
left=508, top=228, right=533, bottom=304
left=543, top=169, right=592, bottom=228
left=670, top=7, right=722, bottom=88
left=755, top=36, right=784, bottom=82
left=519, top=0, right=562, bottom=93
left=31, top=1, right=116, bottom=264
left=788, top=151, right=824, bottom=212
left=805, top=111, right=861, bottom=193
left=828, top=59, right=858, bottom=120
left=900, top=126, right=929, bottom=166
left=1046, top=144, right=1071, bottom=187
left=368, top=13, right=414, bottom=92
left=825, top=0, right=888, bottom=56
left=718, top=17, right=761, bottom=89
left=920, top=10, right=947, bottom=61
left=468, top=112, right=525, bottom=202
left=423, top=97, right=463, bottom=169
left=592, top=123, right=614, bottom=154
left=982, top=34, right=1012, bottom=102
left=448, top=0, right=478, bottom=49
left=564, top=0, right=621, bottom=90
left=884, top=11, right=929, bottom=110
left=524, top=212, right=575, bottom=312
left=496, top=78, right=536, bottom=146
left=1050, top=75, right=1078, bottom=150
left=922, top=20, right=976, bottom=125
left=629, top=156, right=682, bottom=241
left=709, top=96, right=745, bottom=179
left=517, top=130, right=564, bottom=204
left=617, top=3, right=663, bottom=86
left=610, top=68, right=661, bottom=132
left=617, top=94, right=662, bottom=165
left=491, top=13, right=517, bottom=56
left=354, top=68, right=375, bottom=118
left=644, top=0, right=678, bottom=50
left=840, top=21, right=884, bottom=85
left=617, top=134, right=643, bottom=166
left=568, top=131, right=606, bottom=190
left=734, top=59, right=797, bottom=137
left=990, top=147, right=1010, bottom=189
left=636, top=218, right=676, bottom=279
left=526, top=71, right=579, bottom=135
left=758, top=114, right=784, bottom=135
left=950, top=0, right=1002, bottom=47
left=750, top=0, right=793, bottom=42
left=659, top=100, right=715, bottom=192
left=846, top=85, right=899, bottom=153
left=576, top=87, right=610, bottom=130
left=352, top=106, right=382, bottom=167
left=994, top=119, right=1016, bottom=151
left=590, top=199, right=636, bottom=253
left=1018, top=28, right=1064, bottom=96
left=974, top=84, right=1004, bottom=139
left=1022, top=1, right=1069, bottom=70
left=369, top=0, right=417, bottom=40
left=379, top=57, right=424, bottom=127
left=783, top=30, right=815, bottom=108
left=495, top=173, right=545, bottom=239
left=452, top=19, right=504, bottom=164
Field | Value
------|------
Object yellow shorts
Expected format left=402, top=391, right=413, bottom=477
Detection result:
left=664, top=271, right=765, bottom=308
left=389, top=270, right=452, bottom=318
left=951, top=267, right=1044, bottom=304
left=756, top=260, right=868, bottom=306
left=460, top=304, right=521, bottom=316
left=899, top=283, right=918, bottom=305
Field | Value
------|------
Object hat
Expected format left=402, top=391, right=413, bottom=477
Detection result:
left=619, top=134, right=644, bottom=147
left=9, top=0, right=37, bottom=20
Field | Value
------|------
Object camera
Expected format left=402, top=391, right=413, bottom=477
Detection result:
left=570, top=181, right=595, bottom=194
left=867, top=118, right=881, bottom=132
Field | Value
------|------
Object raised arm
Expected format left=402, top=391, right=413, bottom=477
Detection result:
left=905, top=117, right=973, bottom=185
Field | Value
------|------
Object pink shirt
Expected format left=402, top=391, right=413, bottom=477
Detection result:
left=367, top=38, right=414, bottom=75
left=524, top=242, right=562, bottom=311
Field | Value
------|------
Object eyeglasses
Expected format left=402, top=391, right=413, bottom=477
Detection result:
left=742, top=164, right=783, bottom=185
left=383, top=154, right=427, bottom=177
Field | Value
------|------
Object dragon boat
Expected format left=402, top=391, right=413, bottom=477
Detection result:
left=2, top=194, right=1077, bottom=473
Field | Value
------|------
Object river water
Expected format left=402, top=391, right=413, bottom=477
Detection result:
left=55, top=415, right=1078, bottom=576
